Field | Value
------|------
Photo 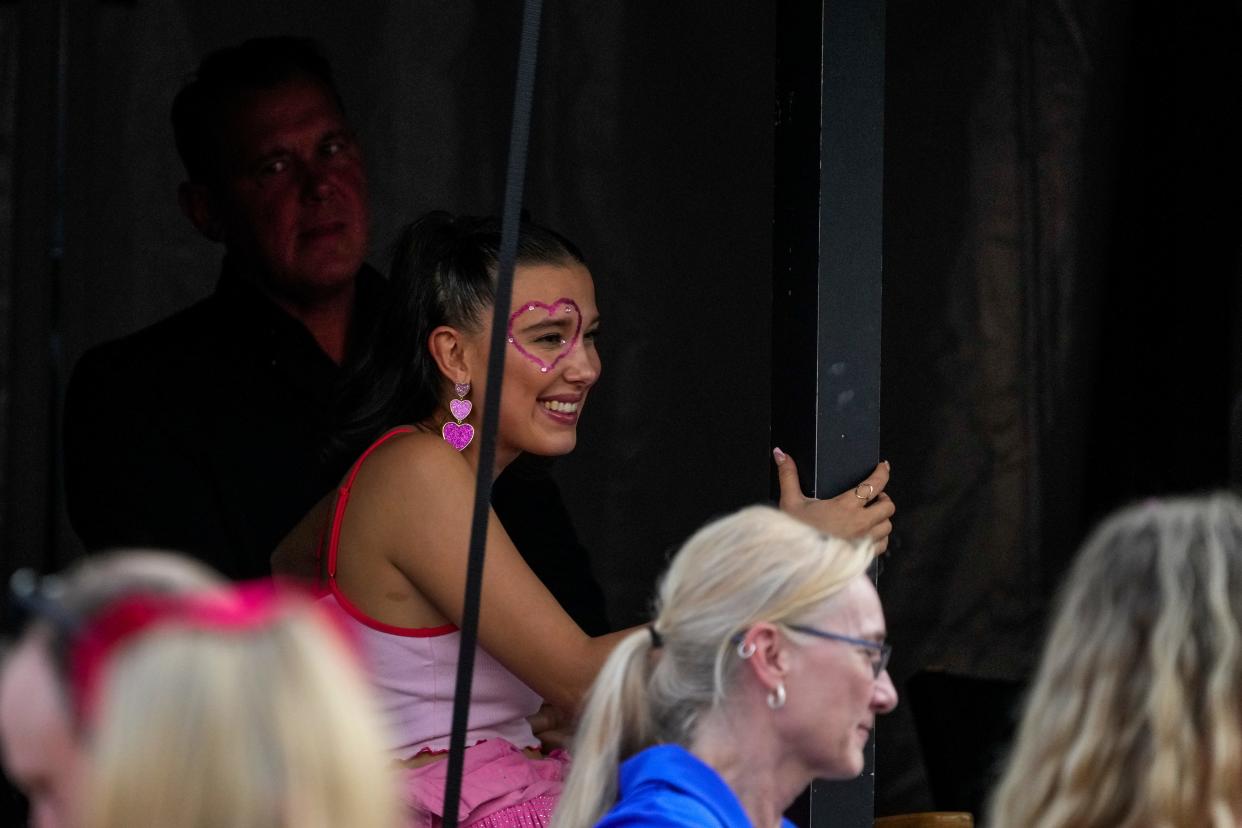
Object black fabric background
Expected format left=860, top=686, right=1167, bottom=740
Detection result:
left=3, top=0, right=1241, bottom=819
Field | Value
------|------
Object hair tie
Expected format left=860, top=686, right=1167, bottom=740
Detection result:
left=648, top=625, right=663, bottom=649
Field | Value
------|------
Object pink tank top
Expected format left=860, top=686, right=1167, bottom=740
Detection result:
left=320, top=427, right=543, bottom=759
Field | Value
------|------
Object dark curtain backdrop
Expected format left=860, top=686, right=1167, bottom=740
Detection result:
left=879, top=0, right=1242, bottom=814
left=4, top=0, right=1241, bottom=821
left=0, top=5, right=15, bottom=556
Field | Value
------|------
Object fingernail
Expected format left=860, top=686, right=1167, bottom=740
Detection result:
left=883, top=459, right=891, bottom=470
left=772, top=447, right=786, bottom=464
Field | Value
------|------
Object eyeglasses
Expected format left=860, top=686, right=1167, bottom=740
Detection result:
left=784, top=624, right=892, bottom=679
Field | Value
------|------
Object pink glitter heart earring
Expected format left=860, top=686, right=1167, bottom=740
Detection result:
left=441, top=381, right=474, bottom=451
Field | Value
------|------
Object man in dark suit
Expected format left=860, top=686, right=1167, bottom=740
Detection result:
left=64, top=38, right=373, bottom=581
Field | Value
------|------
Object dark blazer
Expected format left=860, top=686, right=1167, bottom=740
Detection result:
left=64, top=261, right=378, bottom=579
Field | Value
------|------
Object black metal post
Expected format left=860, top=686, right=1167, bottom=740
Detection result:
left=774, top=0, right=886, bottom=824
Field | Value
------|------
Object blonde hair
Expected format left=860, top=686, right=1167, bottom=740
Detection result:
left=80, top=592, right=400, bottom=828
left=35, top=549, right=224, bottom=705
left=990, top=492, right=1242, bottom=828
left=553, top=505, right=875, bottom=827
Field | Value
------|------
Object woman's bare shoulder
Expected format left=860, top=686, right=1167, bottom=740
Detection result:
left=355, top=427, right=471, bottom=488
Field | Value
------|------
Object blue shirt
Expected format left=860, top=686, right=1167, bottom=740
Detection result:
left=596, top=744, right=797, bottom=827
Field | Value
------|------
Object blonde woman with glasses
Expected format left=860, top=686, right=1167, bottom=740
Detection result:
left=552, top=505, right=897, bottom=828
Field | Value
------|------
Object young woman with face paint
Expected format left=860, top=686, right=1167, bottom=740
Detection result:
left=274, top=211, right=895, bottom=826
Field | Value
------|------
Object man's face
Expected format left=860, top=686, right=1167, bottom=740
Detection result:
left=0, top=633, right=84, bottom=828
left=209, top=76, right=370, bottom=304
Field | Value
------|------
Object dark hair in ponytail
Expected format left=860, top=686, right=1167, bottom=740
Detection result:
left=331, top=211, right=585, bottom=463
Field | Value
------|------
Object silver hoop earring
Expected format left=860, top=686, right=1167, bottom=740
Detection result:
left=767, top=682, right=787, bottom=710
left=736, top=639, right=757, bottom=659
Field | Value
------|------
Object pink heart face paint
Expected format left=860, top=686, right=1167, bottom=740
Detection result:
left=467, top=262, right=599, bottom=464
left=506, top=298, right=583, bottom=373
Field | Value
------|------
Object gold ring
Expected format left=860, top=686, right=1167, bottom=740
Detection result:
left=854, top=483, right=874, bottom=501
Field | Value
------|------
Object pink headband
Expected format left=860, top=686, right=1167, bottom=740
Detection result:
left=68, top=580, right=355, bottom=722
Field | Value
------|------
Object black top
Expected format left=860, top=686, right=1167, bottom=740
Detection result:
left=493, top=452, right=609, bottom=635
left=63, top=260, right=609, bottom=632
left=64, top=260, right=358, bottom=579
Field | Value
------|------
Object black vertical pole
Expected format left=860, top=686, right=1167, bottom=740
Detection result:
left=440, top=2, right=543, bottom=826
left=774, top=0, right=886, bottom=826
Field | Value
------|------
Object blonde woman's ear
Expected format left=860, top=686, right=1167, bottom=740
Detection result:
left=742, top=623, right=790, bottom=692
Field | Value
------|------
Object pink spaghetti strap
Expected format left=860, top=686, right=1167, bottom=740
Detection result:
left=325, top=426, right=417, bottom=580
left=323, top=426, right=457, bottom=637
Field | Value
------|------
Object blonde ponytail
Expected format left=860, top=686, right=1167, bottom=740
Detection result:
left=554, top=506, right=874, bottom=826
left=553, top=628, right=657, bottom=827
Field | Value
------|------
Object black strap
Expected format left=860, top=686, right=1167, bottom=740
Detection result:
left=440, top=1, right=544, bottom=825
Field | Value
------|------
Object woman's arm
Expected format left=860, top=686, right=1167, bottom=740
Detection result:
left=356, top=434, right=632, bottom=712
left=271, top=491, right=335, bottom=583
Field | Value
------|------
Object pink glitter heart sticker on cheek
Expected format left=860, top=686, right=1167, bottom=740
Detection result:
left=449, top=398, right=472, bottom=421
left=506, top=298, right=583, bottom=373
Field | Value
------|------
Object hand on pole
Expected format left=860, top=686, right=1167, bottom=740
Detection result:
left=772, top=449, right=894, bottom=554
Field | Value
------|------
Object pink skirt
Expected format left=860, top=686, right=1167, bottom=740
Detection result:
left=402, top=740, right=569, bottom=828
